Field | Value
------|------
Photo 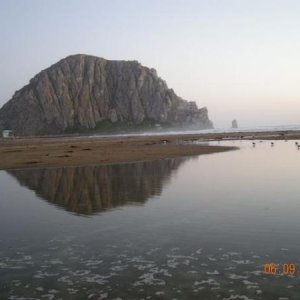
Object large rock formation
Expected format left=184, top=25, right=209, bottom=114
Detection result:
left=0, top=54, right=213, bottom=136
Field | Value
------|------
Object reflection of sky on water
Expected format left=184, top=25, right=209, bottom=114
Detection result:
left=0, top=140, right=300, bottom=299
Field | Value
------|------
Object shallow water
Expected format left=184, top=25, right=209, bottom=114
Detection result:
left=0, top=140, right=300, bottom=299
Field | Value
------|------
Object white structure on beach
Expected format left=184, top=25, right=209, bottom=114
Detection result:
left=2, top=130, right=14, bottom=138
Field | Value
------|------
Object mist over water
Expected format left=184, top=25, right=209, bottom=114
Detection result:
left=91, top=124, right=300, bottom=138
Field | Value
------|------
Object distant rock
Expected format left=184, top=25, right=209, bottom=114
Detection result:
left=0, top=54, right=213, bottom=136
left=232, top=119, right=238, bottom=128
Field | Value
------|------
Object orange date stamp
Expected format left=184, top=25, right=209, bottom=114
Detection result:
left=264, top=263, right=298, bottom=276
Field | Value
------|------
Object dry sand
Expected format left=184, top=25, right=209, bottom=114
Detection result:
left=0, top=129, right=299, bottom=170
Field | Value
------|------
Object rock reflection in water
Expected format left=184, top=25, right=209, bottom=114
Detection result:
left=7, top=158, right=189, bottom=215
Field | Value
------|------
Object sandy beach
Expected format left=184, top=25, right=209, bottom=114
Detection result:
left=0, top=129, right=299, bottom=170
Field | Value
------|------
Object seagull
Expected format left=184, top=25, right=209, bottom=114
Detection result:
left=252, top=142, right=256, bottom=146
left=271, top=142, right=274, bottom=146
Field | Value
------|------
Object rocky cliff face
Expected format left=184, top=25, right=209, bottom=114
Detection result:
left=8, top=158, right=188, bottom=215
left=0, top=54, right=213, bottom=135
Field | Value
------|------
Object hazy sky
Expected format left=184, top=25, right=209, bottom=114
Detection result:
left=1, top=0, right=300, bottom=128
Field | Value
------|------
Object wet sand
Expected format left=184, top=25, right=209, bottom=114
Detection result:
left=0, top=129, right=299, bottom=170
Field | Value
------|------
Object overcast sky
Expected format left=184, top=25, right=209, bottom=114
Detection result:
left=1, top=0, right=300, bottom=128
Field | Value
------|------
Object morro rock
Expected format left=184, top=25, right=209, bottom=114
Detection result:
left=0, top=54, right=213, bottom=136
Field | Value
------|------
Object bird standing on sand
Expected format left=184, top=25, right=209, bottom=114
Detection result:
left=271, top=142, right=274, bottom=146
left=252, top=142, right=256, bottom=147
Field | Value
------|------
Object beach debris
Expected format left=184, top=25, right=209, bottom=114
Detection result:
left=161, top=139, right=170, bottom=144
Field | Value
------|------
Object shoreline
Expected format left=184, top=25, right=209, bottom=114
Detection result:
left=1, top=129, right=299, bottom=170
